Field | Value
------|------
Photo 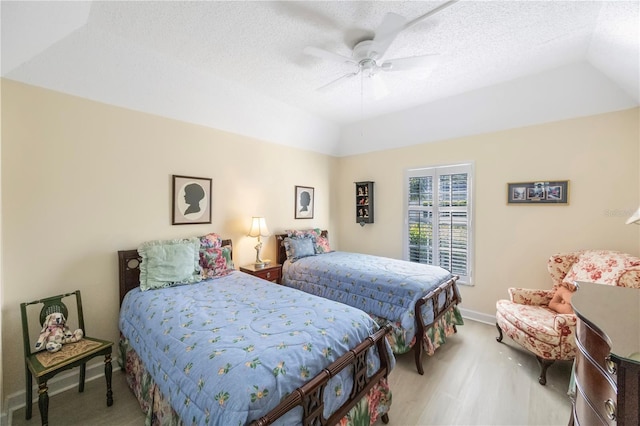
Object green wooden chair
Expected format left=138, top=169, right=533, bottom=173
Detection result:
left=20, top=290, right=113, bottom=425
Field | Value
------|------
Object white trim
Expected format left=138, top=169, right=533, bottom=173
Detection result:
left=459, top=307, right=495, bottom=325
left=3, top=360, right=121, bottom=425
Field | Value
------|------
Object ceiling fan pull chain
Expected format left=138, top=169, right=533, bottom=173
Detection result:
left=360, top=72, right=364, bottom=137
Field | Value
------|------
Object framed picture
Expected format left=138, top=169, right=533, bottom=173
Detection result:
left=507, top=180, right=569, bottom=204
left=172, top=175, right=212, bottom=224
left=295, top=186, right=314, bottom=219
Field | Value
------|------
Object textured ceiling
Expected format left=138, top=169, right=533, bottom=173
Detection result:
left=2, top=1, right=639, bottom=156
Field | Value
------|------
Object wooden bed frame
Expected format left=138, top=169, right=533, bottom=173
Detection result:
left=276, top=231, right=462, bottom=375
left=117, top=242, right=393, bottom=425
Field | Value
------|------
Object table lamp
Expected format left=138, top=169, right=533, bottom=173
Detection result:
left=248, top=216, right=270, bottom=268
left=626, top=207, right=640, bottom=225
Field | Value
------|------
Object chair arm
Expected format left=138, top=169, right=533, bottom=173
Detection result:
left=508, top=288, right=555, bottom=306
left=618, top=266, right=640, bottom=289
left=553, top=312, right=577, bottom=330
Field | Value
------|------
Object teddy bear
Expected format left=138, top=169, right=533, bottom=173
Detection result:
left=34, top=312, right=84, bottom=353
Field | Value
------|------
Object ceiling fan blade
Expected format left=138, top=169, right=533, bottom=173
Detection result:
left=368, top=1, right=459, bottom=60
left=382, top=54, right=439, bottom=72
left=316, top=71, right=359, bottom=91
left=303, top=46, right=358, bottom=65
left=403, top=0, right=460, bottom=30
left=367, top=12, right=407, bottom=59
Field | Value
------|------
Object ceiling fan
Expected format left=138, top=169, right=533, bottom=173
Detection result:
left=303, top=0, right=459, bottom=97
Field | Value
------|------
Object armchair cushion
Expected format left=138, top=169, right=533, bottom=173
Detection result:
left=496, top=300, right=574, bottom=347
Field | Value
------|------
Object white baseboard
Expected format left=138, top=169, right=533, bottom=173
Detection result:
left=459, top=307, right=496, bottom=325
left=3, top=360, right=121, bottom=426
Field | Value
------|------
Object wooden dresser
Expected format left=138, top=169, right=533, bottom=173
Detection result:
left=571, top=281, right=640, bottom=425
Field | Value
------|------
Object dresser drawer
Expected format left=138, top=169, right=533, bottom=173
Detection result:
left=575, top=352, right=617, bottom=425
left=253, top=268, right=281, bottom=282
left=577, top=320, right=617, bottom=385
left=574, top=383, right=609, bottom=426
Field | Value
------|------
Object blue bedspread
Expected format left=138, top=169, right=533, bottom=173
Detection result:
left=119, top=271, right=393, bottom=425
left=282, top=251, right=454, bottom=341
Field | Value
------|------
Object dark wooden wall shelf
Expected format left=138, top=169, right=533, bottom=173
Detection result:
left=355, top=181, right=374, bottom=225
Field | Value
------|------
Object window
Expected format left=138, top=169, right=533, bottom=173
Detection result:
left=404, top=163, right=473, bottom=284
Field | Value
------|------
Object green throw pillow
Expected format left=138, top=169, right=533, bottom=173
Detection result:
left=138, top=237, right=202, bottom=291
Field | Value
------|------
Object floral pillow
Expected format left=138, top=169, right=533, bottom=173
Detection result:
left=314, top=232, right=331, bottom=254
left=200, top=245, right=234, bottom=279
left=562, top=250, right=640, bottom=287
left=286, top=228, right=332, bottom=254
left=199, top=232, right=223, bottom=249
left=138, top=237, right=202, bottom=291
left=286, top=229, right=317, bottom=239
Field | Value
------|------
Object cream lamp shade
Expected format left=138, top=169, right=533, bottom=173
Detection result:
left=248, top=217, right=270, bottom=238
left=248, top=217, right=270, bottom=267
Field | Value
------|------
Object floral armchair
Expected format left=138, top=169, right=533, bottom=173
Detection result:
left=495, top=250, right=640, bottom=385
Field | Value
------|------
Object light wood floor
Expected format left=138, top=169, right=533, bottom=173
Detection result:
left=10, top=320, right=573, bottom=426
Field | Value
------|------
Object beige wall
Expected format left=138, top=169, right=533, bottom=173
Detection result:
left=336, top=109, right=640, bottom=318
left=0, top=79, right=338, bottom=401
left=1, top=78, right=639, bottom=409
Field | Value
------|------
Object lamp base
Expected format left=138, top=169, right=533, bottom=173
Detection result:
left=254, top=259, right=271, bottom=269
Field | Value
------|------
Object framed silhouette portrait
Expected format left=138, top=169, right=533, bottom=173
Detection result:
left=172, top=175, right=212, bottom=225
left=295, top=186, right=314, bottom=219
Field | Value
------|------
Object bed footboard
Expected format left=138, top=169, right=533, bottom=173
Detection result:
left=276, top=232, right=462, bottom=375
left=251, top=324, right=393, bottom=426
left=413, top=276, right=461, bottom=375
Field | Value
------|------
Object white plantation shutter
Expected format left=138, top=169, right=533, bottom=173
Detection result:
left=407, top=175, right=434, bottom=264
left=405, top=164, right=472, bottom=284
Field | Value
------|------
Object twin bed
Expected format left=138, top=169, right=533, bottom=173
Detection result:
left=276, top=230, right=463, bottom=375
left=118, top=238, right=394, bottom=426
left=117, top=229, right=463, bottom=424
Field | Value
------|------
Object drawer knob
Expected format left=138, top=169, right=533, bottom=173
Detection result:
left=605, top=356, right=617, bottom=375
left=266, top=272, right=271, bottom=278
left=604, top=398, right=616, bottom=420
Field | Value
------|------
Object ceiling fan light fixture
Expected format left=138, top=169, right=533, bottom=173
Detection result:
left=360, top=58, right=377, bottom=76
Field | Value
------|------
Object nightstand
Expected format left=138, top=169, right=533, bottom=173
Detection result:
left=240, top=263, right=282, bottom=284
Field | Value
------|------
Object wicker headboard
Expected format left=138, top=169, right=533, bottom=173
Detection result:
left=275, top=231, right=328, bottom=265
left=117, top=239, right=232, bottom=306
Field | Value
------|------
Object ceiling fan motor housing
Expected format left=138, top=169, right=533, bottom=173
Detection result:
left=353, top=40, right=378, bottom=61
left=353, top=40, right=390, bottom=75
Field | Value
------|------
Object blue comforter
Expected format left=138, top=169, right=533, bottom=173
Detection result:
left=119, top=271, right=393, bottom=425
left=282, top=251, right=454, bottom=341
